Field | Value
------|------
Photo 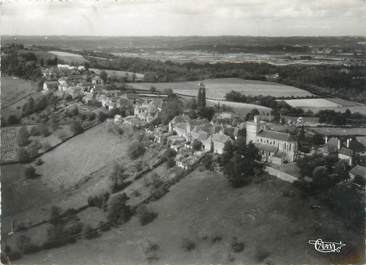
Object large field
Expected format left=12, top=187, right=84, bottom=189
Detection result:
left=284, top=98, right=366, bottom=115
left=49, top=51, right=88, bottom=63
left=206, top=99, right=272, bottom=117
left=16, top=169, right=361, bottom=265
left=131, top=78, right=313, bottom=100
left=1, top=76, right=38, bottom=108
left=90, top=68, right=144, bottom=80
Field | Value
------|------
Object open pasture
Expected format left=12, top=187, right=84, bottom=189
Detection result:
left=1, top=76, right=38, bottom=108
left=131, top=78, right=313, bottom=100
left=206, top=99, right=272, bottom=117
left=49, top=50, right=88, bottom=63
left=284, top=98, right=366, bottom=115
left=35, top=122, right=130, bottom=190
left=90, top=68, right=144, bottom=80
left=18, top=169, right=362, bottom=265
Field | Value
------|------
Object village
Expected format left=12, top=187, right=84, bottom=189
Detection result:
left=1, top=42, right=365, bottom=265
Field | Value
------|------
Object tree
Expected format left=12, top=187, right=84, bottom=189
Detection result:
left=197, top=106, right=215, bottom=121
left=24, top=166, right=36, bottom=179
left=17, top=148, right=30, bottom=162
left=7, top=115, right=19, bottom=125
left=192, top=139, right=202, bottom=151
left=312, top=134, right=324, bottom=146
left=107, top=193, right=131, bottom=225
left=83, top=225, right=99, bottom=239
left=17, top=127, right=30, bottom=146
left=99, top=70, right=108, bottom=83
left=109, top=164, right=128, bottom=193
left=70, top=121, right=83, bottom=134
left=197, top=82, right=206, bottom=110
left=159, top=96, right=183, bottom=124
left=223, top=142, right=262, bottom=188
left=128, top=141, right=145, bottom=159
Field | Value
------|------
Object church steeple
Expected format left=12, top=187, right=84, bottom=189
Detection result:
left=197, top=82, right=206, bottom=109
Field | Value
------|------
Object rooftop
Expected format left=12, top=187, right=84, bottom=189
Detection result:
left=350, top=165, right=366, bottom=179
left=212, top=133, right=231, bottom=144
left=257, top=130, right=296, bottom=142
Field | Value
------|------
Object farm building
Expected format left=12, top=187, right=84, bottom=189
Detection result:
left=246, top=115, right=298, bottom=164
left=134, top=99, right=163, bottom=123
left=338, top=147, right=353, bottom=166
left=212, top=133, right=232, bottom=154
left=43, top=80, right=59, bottom=92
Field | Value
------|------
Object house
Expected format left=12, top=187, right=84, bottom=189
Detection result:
left=338, top=147, right=353, bottom=166
left=134, top=99, right=163, bottom=123
left=246, top=115, right=298, bottom=164
left=212, top=133, right=232, bottom=154
left=168, top=115, right=211, bottom=141
left=349, top=165, right=366, bottom=185
left=43, top=81, right=59, bottom=92
left=92, top=76, right=104, bottom=87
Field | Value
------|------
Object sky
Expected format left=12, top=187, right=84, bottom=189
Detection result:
left=1, top=0, right=366, bottom=36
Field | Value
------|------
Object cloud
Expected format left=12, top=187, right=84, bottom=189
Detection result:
left=1, top=0, right=365, bottom=35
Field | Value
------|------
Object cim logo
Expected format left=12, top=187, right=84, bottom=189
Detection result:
left=308, top=239, right=346, bottom=253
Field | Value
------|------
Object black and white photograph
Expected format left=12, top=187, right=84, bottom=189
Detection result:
left=0, top=0, right=365, bottom=264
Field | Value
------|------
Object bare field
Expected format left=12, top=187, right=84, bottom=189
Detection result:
left=49, top=50, right=88, bottom=63
left=206, top=99, right=272, bottom=116
left=131, top=78, right=313, bottom=100
left=17, top=169, right=362, bottom=265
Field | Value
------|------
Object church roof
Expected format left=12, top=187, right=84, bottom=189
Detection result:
left=257, top=130, right=296, bottom=142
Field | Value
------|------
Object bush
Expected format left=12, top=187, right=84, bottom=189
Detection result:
left=98, top=111, right=108, bottom=122
left=83, top=225, right=99, bottom=239
left=23, top=243, right=41, bottom=254
left=88, top=192, right=110, bottom=209
left=7, top=115, right=19, bottom=125
left=99, top=221, right=111, bottom=232
left=39, top=124, right=51, bottom=137
left=231, top=237, right=245, bottom=253
left=16, top=235, right=31, bottom=252
left=30, top=126, right=40, bottom=136
left=70, top=120, right=83, bottom=134
left=49, top=206, right=62, bottom=226
left=150, top=185, right=170, bottom=201
left=140, top=240, right=160, bottom=262
left=17, top=148, right=30, bottom=162
left=24, top=166, right=36, bottom=179
left=107, top=193, right=132, bottom=225
left=17, top=126, right=30, bottom=146
left=136, top=205, right=158, bottom=226
left=255, top=246, right=270, bottom=262
left=128, top=141, right=145, bottom=160
left=166, top=157, right=175, bottom=168
left=35, top=158, right=44, bottom=166
left=64, top=221, right=83, bottom=236
left=181, top=238, right=196, bottom=252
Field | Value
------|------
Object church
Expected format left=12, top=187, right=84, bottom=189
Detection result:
left=246, top=116, right=298, bottom=165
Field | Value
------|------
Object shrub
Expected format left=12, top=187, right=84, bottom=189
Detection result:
left=49, top=206, right=62, bottom=226
left=23, top=243, right=41, bottom=254
left=181, top=238, right=196, bottom=252
left=30, top=126, right=40, bottom=136
left=231, top=237, right=245, bottom=253
left=166, top=157, right=176, bottom=168
left=140, top=240, right=159, bottom=262
left=88, top=192, right=110, bottom=209
left=128, top=141, right=145, bottom=160
left=107, top=193, right=132, bottom=225
left=6, top=250, right=22, bottom=262
left=16, top=235, right=31, bottom=252
left=39, top=124, right=51, bottom=137
left=17, top=148, right=30, bottom=162
left=7, top=115, right=19, bottom=125
left=150, top=185, right=170, bottom=201
left=136, top=205, right=158, bottom=226
left=98, top=111, right=108, bottom=122
left=35, top=158, right=44, bottom=166
left=70, top=120, right=83, bottom=134
left=255, top=246, right=270, bottom=262
left=24, top=166, right=37, bottom=179
left=17, top=126, right=30, bottom=146
left=211, top=235, right=223, bottom=244
left=83, top=225, right=99, bottom=240
left=64, top=221, right=83, bottom=236
left=99, top=221, right=111, bottom=232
